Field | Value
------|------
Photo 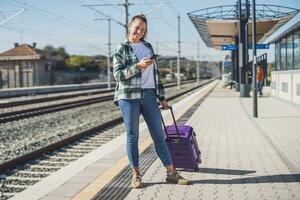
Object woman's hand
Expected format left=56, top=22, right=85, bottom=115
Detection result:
left=160, top=100, right=169, bottom=110
left=136, top=58, right=154, bottom=70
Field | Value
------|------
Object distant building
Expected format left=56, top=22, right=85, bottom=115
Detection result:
left=0, top=43, right=63, bottom=88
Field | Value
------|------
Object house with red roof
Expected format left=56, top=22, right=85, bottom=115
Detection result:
left=0, top=43, right=62, bottom=88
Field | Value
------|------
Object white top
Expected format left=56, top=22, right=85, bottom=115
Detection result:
left=130, top=42, right=155, bottom=89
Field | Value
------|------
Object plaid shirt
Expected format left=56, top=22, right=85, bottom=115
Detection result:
left=113, top=39, right=165, bottom=105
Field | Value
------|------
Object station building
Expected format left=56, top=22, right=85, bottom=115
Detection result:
left=0, top=43, right=62, bottom=88
left=265, top=13, right=300, bottom=106
left=188, top=4, right=299, bottom=98
left=188, top=4, right=299, bottom=105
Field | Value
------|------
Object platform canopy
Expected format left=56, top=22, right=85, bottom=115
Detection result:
left=187, top=4, right=299, bottom=49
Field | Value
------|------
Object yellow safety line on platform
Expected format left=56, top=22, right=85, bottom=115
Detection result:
left=72, top=136, right=153, bottom=200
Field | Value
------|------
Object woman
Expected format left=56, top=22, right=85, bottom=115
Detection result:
left=113, top=14, right=189, bottom=188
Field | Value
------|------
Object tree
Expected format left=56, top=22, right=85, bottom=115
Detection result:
left=66, top=55, right=98, bottom=71
left=43, top=45, right=57, bottom=56
left=42, top=45, right=69, bottom=70
left=43, top=45, right=69, bottom=58
left=56, top=47, right=69, bottom=59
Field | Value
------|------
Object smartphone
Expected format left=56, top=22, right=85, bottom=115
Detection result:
left=150, top=54, right=158, bottom=59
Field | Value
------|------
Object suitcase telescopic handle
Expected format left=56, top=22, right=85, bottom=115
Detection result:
left=159, top=105, right=181, bottom=142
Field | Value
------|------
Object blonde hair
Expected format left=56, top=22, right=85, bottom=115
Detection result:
left=128, top=14, right=147, bottom=40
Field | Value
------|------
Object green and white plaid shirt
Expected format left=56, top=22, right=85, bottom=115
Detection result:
left=113, top=39, right=165, bottom=105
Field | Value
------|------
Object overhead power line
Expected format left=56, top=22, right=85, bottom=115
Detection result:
left=9, top=0, right=105, bottom=36
left=1, top=25, right=105, bottom=52
left=0, top=8, right=25, bottom=25
left=83, top=6, right=125, bottom=28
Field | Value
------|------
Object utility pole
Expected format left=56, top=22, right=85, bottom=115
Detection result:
left=108, top=18, right=111, bottom=89
left=156, top=42, right=159, bottom=63
left=238, top=0, right=244, bottom=95
left=169, top=59, right=173, bottom=76
left=177, top=15, right=181, bottom=89
left=252, top=0, right=258, bottom=118
left=234, top=35, right=239, bottom=91
left=124, top=0, right=129, bottom=35
left=245, top=2, right=249, bottom=86
left=94, top=18, right=112, bottom=89
left=197, top=41, right=200, bottom=82
left=82, top=0, right=132, bottom=37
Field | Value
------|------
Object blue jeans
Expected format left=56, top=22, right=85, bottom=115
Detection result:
left=257, top=80, right=263, bottom=94
left=118, top=89, right=172, bottom=168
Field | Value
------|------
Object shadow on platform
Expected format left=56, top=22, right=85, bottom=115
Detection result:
left=258, top=115, right=300, bottom=119
left=197, top=167, right=256, bottom=175
left=177, top=167, right=256, bottom=175
left=144, top=174, right=300, bottom=187
left=191, top=173, right=300, bottom=184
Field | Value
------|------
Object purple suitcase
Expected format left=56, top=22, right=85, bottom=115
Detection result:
left=161, top=107, right=202, bottom=171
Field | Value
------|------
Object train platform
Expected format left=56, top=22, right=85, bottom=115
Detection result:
left=11, top=80, right=300, bottom=200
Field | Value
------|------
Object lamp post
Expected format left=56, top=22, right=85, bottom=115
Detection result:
left=252, top=0, right=258, bottom=118
left=197, top=41, right=200, bottom=82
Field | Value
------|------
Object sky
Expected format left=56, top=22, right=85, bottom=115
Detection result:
left=0, top=0, right=300, bottom=62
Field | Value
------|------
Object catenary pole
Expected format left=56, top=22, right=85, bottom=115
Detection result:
left=252, top=0, right=258, bottom=118
left=197, top=41, right=200, bottom=82
left=177, top=15, right=181, bottom=89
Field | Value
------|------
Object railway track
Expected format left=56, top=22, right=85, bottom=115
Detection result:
left=0, top=80, right=195, bottom=109
left=0, top=79, right=213, bottom=200
left=0, top=80, right=196, bottom=124
left=0, top=88, right=115, bottom=109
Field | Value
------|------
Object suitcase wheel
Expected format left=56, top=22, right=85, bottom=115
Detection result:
left=194, top=166, right=200, bottom=172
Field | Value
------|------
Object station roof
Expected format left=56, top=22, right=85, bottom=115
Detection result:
left=187, top=4, right=299, bottom=49
left=264, top=12, right=300, bottom=43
